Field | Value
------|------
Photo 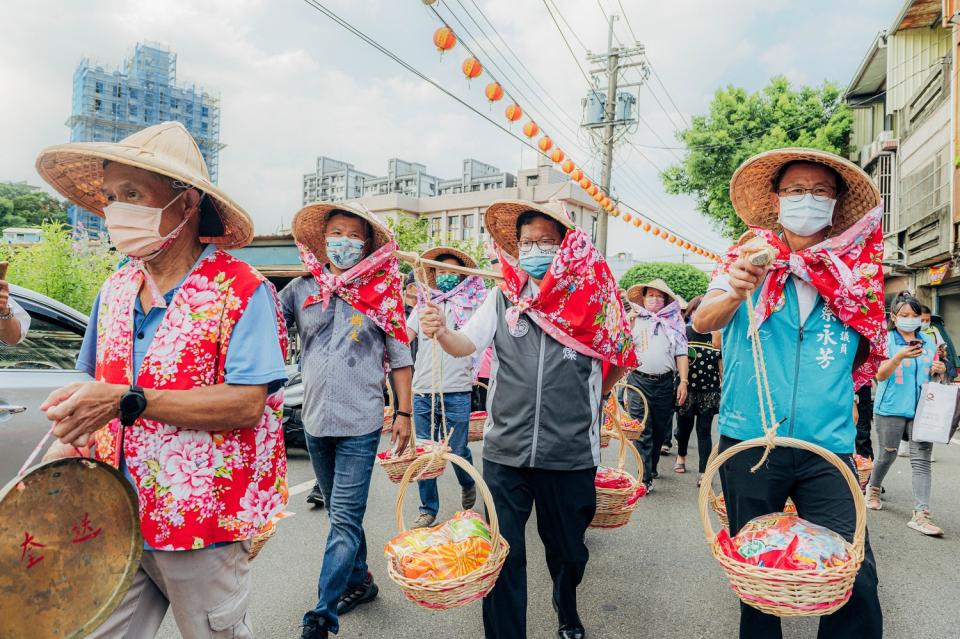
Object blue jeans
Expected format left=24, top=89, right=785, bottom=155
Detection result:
left=413, top=392, right=475, bottom=517
left=303, top=429, right=379, bottom=633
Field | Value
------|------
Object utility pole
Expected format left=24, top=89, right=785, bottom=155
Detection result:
left=585, top=16, right=648, bottom=257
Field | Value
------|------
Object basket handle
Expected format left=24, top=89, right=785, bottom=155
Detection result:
left=394, top=451, right=501, bottom=551
left=474, top=381, right=489, bottom=391
left=616, top=382, right=649, bottom=431
left=604, top=404, right=644, bottom=479
left=697, top=437, right=865, bottom=554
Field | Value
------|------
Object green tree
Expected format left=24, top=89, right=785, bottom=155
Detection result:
left=0, top=222, right=115, bottom=314
left=662, top=76, right=852, bottom=239
left=619, top=262, right=710, bottom=303
left=0, top=182, right=68, bottom=229
left=386, top=216, right=491, bottom=272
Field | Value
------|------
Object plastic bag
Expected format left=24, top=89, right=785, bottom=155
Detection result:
left=385, top=511, right=493, bottom=581
left=377, top=442, right=442, bottom=462
left=717, top=513, right=850, bottom=570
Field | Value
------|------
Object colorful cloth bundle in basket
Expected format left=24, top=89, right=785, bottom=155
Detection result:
left=716, top=513, right=851, bottom=571
left=853, top=454, right=873, bottom=489
left=385, top=511, right=493, bottom=581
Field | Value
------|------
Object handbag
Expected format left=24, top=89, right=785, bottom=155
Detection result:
left=912, top=382, right=960, bottom=445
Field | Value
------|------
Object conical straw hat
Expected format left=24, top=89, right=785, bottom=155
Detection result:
left=35, top=122, right=253, bottom=248
left=291, top=201, right=393, bottom=265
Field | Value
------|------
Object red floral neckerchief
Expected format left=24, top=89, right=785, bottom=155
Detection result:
left=421, top=275, right=487, bottom=329
left=497, top=227, right=638, bottom=367
left=297, top=240, right=409, bottom=344
left=94, top=249, right=289, bottom=550
left=715, top=205, right=888, bottom=388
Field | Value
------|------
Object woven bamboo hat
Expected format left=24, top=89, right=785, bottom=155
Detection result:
left=484, top=199, right=574, bottom=258
left=627, top=279, right=686, bottom=307
left=420, top=245, right=477, bottom=289
left=35, top=121, right=253, bottom=248
left=729, top=147, right=880, bottom=236
left=291, top=201, right=392, bottom=264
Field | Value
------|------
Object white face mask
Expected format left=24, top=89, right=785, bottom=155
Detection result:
left=104, top=191, right=191, bottom=260
left=778, top=194, right=836, bottom=237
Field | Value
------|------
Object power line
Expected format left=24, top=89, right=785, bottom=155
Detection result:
left=298, top=0, right=720, bottom=252
left=434, top=3, right=592, bottom=160
left=461, top=0, right=584, bottom=122
left=616, top=0, right=638, bottom=42
left=649, top=62, right=691, bottom=129
left=545, top=0, right=588, bottom=51
left=541, top=0, right=595, bottom=89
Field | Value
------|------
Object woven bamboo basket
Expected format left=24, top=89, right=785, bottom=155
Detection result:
left=608, top=383, right=648, bottom=442
left=381, top=380, right=395, bottom=432
left=590, top=416, right=644, bottom=529
left=698, top=436, right=866, bottom=617
left=248, top=524, right=276, bottom=561
left=378, top=440, right=449, bottom=484
left=387, top=452, right=510, bottom=609
left=468, top=382, right=488, bottom=442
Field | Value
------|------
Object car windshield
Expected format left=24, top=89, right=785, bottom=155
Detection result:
left=0, top=315, right=83, bottom=370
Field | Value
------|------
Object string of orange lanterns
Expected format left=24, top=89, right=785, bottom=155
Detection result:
left=428, top=24, right=721, bottom=261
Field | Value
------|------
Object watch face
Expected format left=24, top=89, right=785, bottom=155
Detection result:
left=121, top=392, right=146, bottom=416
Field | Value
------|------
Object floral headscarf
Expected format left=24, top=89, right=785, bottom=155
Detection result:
left=630, top=299, right=688, bottom=350
left=297, top=240, right=409, bottom=344
left=497, top=227, right=638, bottom=367
left=421, top=275, right=487, bottom=329
left=714, top=204, right=887, bottom=388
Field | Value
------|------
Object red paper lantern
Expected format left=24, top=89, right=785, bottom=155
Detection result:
left=652, top=228, right=661, bottom=237
left=484, top=82, right=504, bottom=103
left=505, top=103, right=522, bottom=122
left=550, top=148, right=565, bottom=164
left=642, top=222, right=651, bottom=231
left=593, top=192, right=604, bottom=203
left=623, top=213, right=632, bottom=223
left=538, top=136, right=553, bottom=152
left=462, top=57, right=483, bottom=80
left=433, top=27, right=457, bottom=53
left=523, top=121, right=539, bottom=138
left=571, top=168, right=583, bottom=182
left=579, top=177, right=591, bottom=190
left=587, top=185, right=599, bottom=197
left=561, top=160, right=575, bottom=174
left=632, top=218, right=642, bottom=227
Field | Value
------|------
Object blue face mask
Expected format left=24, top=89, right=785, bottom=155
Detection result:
left=326, top=237, right=364, bottom=269
left=896, top=317, right=922, bottom=333
left=518, top=244, right=558, bottom=279
left=435, top=273, right=460, bottom=292
left=778, top=194, right=836, bottom=237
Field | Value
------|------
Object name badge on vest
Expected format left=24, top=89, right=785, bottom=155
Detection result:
left=510, top=317, right=530, bottom=338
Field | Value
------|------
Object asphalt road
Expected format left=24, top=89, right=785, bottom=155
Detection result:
left=158, top=429, right=960, bottom=639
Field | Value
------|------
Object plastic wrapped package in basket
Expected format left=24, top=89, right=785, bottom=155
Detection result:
left=378, top=440, right=449, bottom=484
left=590, top=411, right=646, bottom=529
left=386, top=452, right=509, bottom=609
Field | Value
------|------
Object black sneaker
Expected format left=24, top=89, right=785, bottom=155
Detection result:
left=558, top=625, right=586, bottom=639
left=306, top=483, right=324, bottom=509
left=462, top=484, right=477, bottom=510
left=299, top=619, right=328, bottom=639
left=337, top=573, right=379, bottom=616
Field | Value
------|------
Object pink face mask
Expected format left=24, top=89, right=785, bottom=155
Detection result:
left=644, top=296, right=665, bottom=313
left=104, top=190, right=192, bottom=261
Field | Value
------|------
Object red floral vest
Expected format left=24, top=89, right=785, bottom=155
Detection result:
left=93, top=249, right=289, bottom=550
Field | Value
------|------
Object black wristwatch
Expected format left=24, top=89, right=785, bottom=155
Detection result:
left=394, top=410, right=412, bottom=419
left=119, top=385, right=148, bottom=427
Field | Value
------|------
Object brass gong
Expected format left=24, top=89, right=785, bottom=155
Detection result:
left=0, top=458, right=142, bottom=638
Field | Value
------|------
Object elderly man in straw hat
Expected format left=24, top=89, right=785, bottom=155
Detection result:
left=405, top=246, right=486, bottom=528
left=624, top=279, right=688, bottom=492
left=35, top=121, right=289, bottom=639
left=280, top=202, right=412, bottom=639
left=694, top=148, right=886, bottom=638
left=420, top=200, right=637, bottom=639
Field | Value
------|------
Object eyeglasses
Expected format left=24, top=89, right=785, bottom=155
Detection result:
left=517, top=239, right=559, bottom=251
left=778, top=185, right=837, bottom=202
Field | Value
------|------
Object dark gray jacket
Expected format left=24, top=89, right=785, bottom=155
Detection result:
left=483, top=291, right=602, bottom=470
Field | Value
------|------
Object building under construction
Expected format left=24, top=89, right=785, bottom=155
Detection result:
left=65, top=42, right=223, bottom=233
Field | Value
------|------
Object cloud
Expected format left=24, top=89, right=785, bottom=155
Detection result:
left=1, top=0, right=902, bottom=258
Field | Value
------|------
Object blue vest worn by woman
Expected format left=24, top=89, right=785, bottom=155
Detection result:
left=874, top=331, right=933, bottom=419
left=719, top=279, right=861, bottom=453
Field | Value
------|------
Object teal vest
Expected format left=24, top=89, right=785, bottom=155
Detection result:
left=719, top=280, right=861, bottom=453
left=874, top=331, right=933, bottom=419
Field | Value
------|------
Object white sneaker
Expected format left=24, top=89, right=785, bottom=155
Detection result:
left=907, top=510, right=944, bottom=537
left=865, top=486, right=882, bottom=511
left=897, top=441, right=909, bottom=457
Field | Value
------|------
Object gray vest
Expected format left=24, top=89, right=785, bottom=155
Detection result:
left=483, top=291, right=601, bottom=470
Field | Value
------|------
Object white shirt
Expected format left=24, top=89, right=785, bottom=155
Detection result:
left=461, top=280, right=539, bottom=353
left=709, top=273, right=819, bottom=324
left=1, top=298, right=30, bottom=346
left=632, top=316, right=686, bottom=374
left=407, top=301, right=476, bottom=394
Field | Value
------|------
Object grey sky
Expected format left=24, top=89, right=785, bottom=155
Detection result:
left=2, top=0, right=903, bottom=261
